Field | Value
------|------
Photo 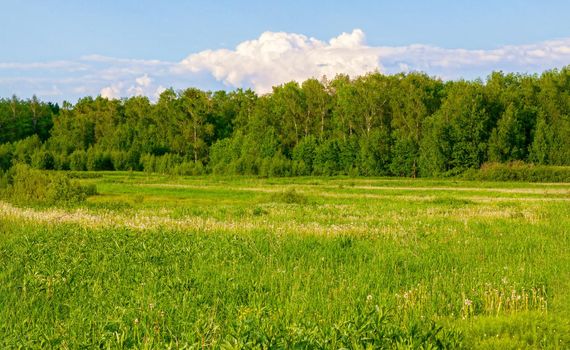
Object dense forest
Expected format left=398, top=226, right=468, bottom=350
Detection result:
left=1, top=68, right=570, bottom=177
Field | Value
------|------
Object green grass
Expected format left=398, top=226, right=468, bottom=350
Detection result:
left=1, top=173, right=569, bottom=348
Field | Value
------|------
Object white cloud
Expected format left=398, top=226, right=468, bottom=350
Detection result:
left=154, top=85, right=167, bottom=100
left=136, top=74, right=152, bottom=87
left=178, top=30, right=570, bottom=92
left=80, top=55, right=169, bottom=67
left=0, top=60, right=88, bottom=71
left=101, top=74, right=161, bottom=99
left=100, top=84, right=122, bottom=99
left=177, top=29, right=382, bottom=93
left=127, top=85, right=145, bottom=97
left=3, top=30, right=570, bottom=101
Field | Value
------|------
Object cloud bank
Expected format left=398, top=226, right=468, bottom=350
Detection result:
left=2, top=29, right=570, bottom=101
left=180, top=29, right=570, bottom=93
left=177, top=29, right=382, bottom=93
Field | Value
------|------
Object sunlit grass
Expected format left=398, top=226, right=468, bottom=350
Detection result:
left=1, top=173, right=569, bottom=348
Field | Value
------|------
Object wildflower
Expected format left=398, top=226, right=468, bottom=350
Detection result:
left=366, top=294, right=373, bottom=302
left=464, top=298, right=473, bottom=307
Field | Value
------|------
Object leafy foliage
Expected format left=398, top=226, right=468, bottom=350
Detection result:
left=463, top=161, right=570, bottom=182
left=2, top=68, right=570, bottom=177
left=1, top=164, right=97, bottom=205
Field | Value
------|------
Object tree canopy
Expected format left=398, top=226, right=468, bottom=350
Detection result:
left=1, top=68, right=569, bottom=176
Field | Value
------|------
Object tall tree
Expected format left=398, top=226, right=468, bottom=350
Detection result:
left=180, top=88, right=212, bottom=163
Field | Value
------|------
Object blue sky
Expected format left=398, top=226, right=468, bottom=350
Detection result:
left=2, top=0, right=570, bottom=102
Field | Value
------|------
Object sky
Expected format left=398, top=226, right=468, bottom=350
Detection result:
left=1, top=0, right=570, bottom=103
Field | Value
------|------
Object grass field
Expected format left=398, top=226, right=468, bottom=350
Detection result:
left=1, top=173, right=569, bottom=348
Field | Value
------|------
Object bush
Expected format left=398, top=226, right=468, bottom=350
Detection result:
left=268, top=153, right=292, bottom=177
left=313, top=140, right=341, bottom=176
left=12, top=135, right=42, bottom=165
left=271, top=188, right=309, bottom=204
left=126, top=149, right=142, bottom=171
left=155, top=153, right=183, bottom=174
left=0, top=169, right=7, bottom=190
left=172, top=161, right=205, bottom=176
left=52, top=153, right=70, bottom=170
left=31, top=150, right=55, bottom=170
left=0, top=143, right=13, bottom=171
left=69, top=150, right=88, bottom=171
left=86, top=148, right=114, bottom=171
left=463, top=162, right=570, bottom=182
left=140, top=153, right=157, bottom=173
left=111, top=151, right=128, bottom=171
left=2, top=164, right=97, bottom=205
left=292, top=136, right=317, bottom=174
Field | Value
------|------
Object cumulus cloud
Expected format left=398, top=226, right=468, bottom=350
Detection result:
left=178, top=29, right=382, bottom=93
left=2, top=29, right=570, bottom=101
left=102, top=73, right=158, bottom=98
left=179, top=30, right=570, bottom=92
left=100, top=84, right=122, bottom=99
left=136, top=74, right=152, bottom=87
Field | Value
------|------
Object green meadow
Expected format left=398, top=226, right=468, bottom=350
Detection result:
left=1, top=173, right=569, bottom=348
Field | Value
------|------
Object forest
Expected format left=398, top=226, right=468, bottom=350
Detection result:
left=1, top=68, right=570, bottom=178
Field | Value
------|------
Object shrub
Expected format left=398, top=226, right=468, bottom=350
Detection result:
left=172, top=161, right=205, bottom=176
left=2, top=164, right=97, bottom=205
left=291, top=160, right=309, bottom=176
left=86, top=148, right=114, bottom=171
left=463, top=162, right=570, bottom=182
left=292, top=136, right=317, bottom=173
left=111, top=151, right=128, bottom=171
left=268, top=153, right=292, bottom=177
left=313, top=140, right=341, bottom=176
left=31, top=150, right=55, bottom=170
left=0, top=143, right=13, bottom=171
left=140, top=153, right=157, bottom=173
left=271, top=188, right=309, bottom=204
left=155, top=153, right=183, bottom=174
left=125, top=149, right=142, bottom=171
left=52, top=153, right=70, bottom=170
left=12, top=135, right=42, bottom=165
left=0, top=169, right=7, bottom=190
left=69, top=150, right=88, bottom=171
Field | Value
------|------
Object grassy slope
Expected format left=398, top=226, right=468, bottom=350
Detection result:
left=1, top=173, right=569, bottom=348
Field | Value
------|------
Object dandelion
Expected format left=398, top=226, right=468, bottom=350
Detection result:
left=366, top=294, right=373, bottom=302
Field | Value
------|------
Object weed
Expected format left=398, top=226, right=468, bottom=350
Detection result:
left=271, top=188, right=309, bottom=204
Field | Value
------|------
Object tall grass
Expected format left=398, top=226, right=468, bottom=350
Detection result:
left=0, top=174, right=569, bottom=348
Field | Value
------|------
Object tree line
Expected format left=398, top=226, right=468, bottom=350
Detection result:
left=1, top=68, right=569, bottom=177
